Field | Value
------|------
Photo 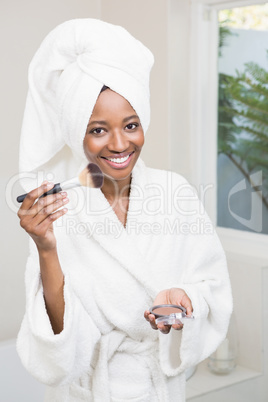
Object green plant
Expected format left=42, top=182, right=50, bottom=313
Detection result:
left=218, top=27, right=268, bottom=209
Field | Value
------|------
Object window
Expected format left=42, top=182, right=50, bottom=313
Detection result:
left=189, top=0, right=268, bottom=255
left=217, top=4, right=268, bottom=234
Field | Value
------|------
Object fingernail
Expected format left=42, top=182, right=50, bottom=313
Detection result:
left=61, top=192, right=67, bottom=197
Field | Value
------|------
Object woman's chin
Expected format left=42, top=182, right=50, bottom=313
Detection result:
left=103, top=170, right=132, bottom=183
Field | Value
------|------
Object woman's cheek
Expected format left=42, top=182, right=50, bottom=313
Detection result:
left=83, top=138, right=94, bottom=159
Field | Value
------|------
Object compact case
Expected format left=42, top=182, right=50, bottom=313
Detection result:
left=149, top=304, right=194, bottom=325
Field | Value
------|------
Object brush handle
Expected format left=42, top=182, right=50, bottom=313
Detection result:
left=16, top=183, right=62, bottom=203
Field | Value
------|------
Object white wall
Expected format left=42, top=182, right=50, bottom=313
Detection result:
left=168, top=0, right=192, bottom=179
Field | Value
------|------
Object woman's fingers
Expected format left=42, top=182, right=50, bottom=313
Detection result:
left=168, top=288, right=193, bottom=316
left=31, top=191, right=68, bottom=218
left=172, top=323, right=184, bottom=331
left=17, top=181, right=69, bottom=251
left=34, top=208, right=68, bottom=235
left=144, top=310, right=150, bottom=321
left=18, top=181, right=54, bottom=216
left=144, top=311, right=158, bottom=330
left=157, top=323, right=171, bottom=334
left=32, top=194, right=69, bottom=226
left=180, top=293, right=194, bottom=316
left=17, top=181, right=69, bottom=234
left=148, top=314, right=158, bottom=330
left=144, top=311, right=171, bottom=333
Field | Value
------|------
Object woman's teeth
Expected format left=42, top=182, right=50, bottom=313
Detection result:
left=107, top=154, right=130, bottom=164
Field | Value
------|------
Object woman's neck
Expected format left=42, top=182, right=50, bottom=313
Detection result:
left=101, top=175, right=131, bottom=227
left=101, top=175, right=131, bottom=202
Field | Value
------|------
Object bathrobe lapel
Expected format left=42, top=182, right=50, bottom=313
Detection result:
left=77, top=158, right=160, bottom=301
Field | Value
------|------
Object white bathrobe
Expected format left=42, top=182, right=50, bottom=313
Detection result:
left=16, top=158, right=233, bottom=402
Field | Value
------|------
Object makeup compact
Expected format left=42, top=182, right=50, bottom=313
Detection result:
left=149, top=304, right=194, bottom=325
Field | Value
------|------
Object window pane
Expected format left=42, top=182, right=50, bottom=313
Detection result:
left=217, top=4, right=268, bottom=234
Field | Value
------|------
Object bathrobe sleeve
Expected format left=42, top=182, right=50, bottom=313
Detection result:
left=158, top=173, right=233, bottom=376
left=16, top=238, right=101, bottom=386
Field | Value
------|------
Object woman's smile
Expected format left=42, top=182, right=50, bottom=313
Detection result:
left=101, top=151, right=135, bottom=169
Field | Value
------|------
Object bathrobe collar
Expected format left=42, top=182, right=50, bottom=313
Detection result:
left=73, top=157, right=160, bottom=300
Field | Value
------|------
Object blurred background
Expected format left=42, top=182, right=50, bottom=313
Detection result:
left=1, top=0, right=268, bottom=401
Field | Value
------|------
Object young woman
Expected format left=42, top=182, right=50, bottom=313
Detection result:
left=16, top=19, right=232, bottom=402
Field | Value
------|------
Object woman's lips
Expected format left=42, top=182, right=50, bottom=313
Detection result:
left=101, top=151, right=134, bottom=169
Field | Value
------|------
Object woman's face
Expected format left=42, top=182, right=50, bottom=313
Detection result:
left=83, top=89, right=144, bottom=183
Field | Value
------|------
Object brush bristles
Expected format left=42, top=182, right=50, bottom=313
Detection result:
left=79, top=163, right=104, bottom=188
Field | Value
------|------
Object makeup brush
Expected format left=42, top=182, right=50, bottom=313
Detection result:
left=16, top=163, right=104, bottom=203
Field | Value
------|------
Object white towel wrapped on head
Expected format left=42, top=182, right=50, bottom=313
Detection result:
left=19, top=18, right=154, bottom=191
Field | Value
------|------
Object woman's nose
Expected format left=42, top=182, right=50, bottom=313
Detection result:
left=108, top=130, right=129, bottom=152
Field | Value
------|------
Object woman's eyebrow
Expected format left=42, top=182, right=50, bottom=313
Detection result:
left=88, top=115, right=139, bottom=127
left=87, top=120, right=108, bottom=127
left=123, top=115, right=140, bottom=123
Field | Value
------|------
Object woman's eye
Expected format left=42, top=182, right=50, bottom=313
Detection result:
left=90, top=128, right=104, bottom=135
left=126, top=123, right=138, bottom=130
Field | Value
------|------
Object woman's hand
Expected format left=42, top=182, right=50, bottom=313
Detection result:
left=17, top=181, right=69, bottom=252
left=144, top=288, right=193, bottom=334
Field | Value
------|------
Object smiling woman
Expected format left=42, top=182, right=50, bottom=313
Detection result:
left=16, top=18, right=232, bottom=402
left=84, top=87, right=144, bottom=182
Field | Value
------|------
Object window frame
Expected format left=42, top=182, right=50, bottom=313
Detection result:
left=189, top=0, right=268, bottom=258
